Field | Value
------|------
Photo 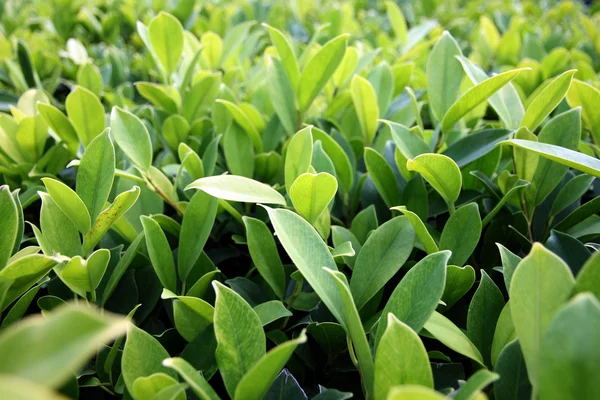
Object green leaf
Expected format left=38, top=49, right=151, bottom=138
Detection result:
left=243, top=217, right=286, bottom=299
left=0, top=304, right=128, bottom=388
left=110, top=107, right=153, bottom=171
left=351, top=75, right=379, bottom=144
left=38, top=193, right=82, bottom=257
left=265, top=207, right=345, bottom=325
left=364, top=147, right=401, bottom=208
left=0, top=186, right=19, bottom=269
left=36, top=103, right=79, bottom=154
left=290, top=172, right=337, bottom=224
left=426, top=31, right=463, bottom=121
left=122, top=325, right=177, bottom=396
left=297, top=34, right=349, bottom=112
left=186, top=175, right=286, bottom=205
left=60, top=249, right=110, bottom=295
left=213, top=281, right=265, bottom=397
left=566, top=79, right=600, bottom=144
left=351, top=216, right=415, bottom=309
left=387, top=385, right=447, bottom=400
left=216, top=100, right=262, bottom=152
left=0, top=254, right=57, bottom=311
left=284, top=126, right=313, bottom=195
left=500, top=139, right=600, bottom=179
left=263, top=24, right=300, bottom=89
left=575, top=251, right=600, bottom=299
left=423, top=311, right=484, bottom=366
left=384, top=120, right=430, bottom=160
left=407, top=154, right=462, bottom=207
left=325, top=269, right=375, bottom=398
left=454, top=370, right=500, bottom=400
left=234, top=331, right=307, bottom=400
left=441, top=265, right=475, bottom=310
left=392, top=206, right=438, bottom=254
left=520, top=69, right=576, bottom=131
left=509, top=243, right=575, bottom=389
left=439, top=203, right=481, bottom=266
left=494, top=340, right=532, bottom=400
left=41, top=178, right=90, bottom=234
left=443, top=128, right=512, bottom=168
left=253, top=301, right=292, bottom=326
left=491, top=302, right=516, bottom=367
left=267, top=56, right=298, bottom=135
left=137, top=82, right=180, bottom=115
left=528, top=107, right=581, bottom=205
left=181, top=74, right=220, bottom=122
left=0, top=375, right=69, bottom=400
left=65, top=86, right=105, bottom=146
left=538, top=293, right=600, bottom=400
left=179, top=190, right=218, bottom=282
left=441, top=67, right=527, bottom=132
left=132, top=373, right=181, bottom=400
left=77, top=62, right=103, bottom=96
left=375, top=314, right=433, bottom=400
left=497, top=243, right=522, bottom=293
left=375, top=251, right=450, bottom=347
left=550, top=174, right=594, bottom=217
left=141, top=216, right=177, bottom=293
left=76, top=130, right=115, bottom=223
left=386, top=1, right=408, bottom=45
left=312, top=128, right=354, bottom=193
left=82, top=186, right=140, bottom=256
left=163, top=357, right=220, bottom=400
left=148, top=12, right=184, bottom=76
left=467, top=270, right=505, bottom=367
left=222, top=122, right=255, bottom=178
left=331, top=226, right=361, bottom=270
left=458, top=56, right=525, bottom=129
left=161, top=289, right=214, bottom=342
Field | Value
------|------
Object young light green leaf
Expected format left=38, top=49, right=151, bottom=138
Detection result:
left=520, top=69, right=576, bottom=131
left=383, top=120, right=430, bottom=160
left=122, top=325, right=177, bottom=396
left=265, top=207, right=345, bottom=325
left=161, top=289, right=214, bottom=341
left=148, top=12, right=184, bottom=76
left=186, top=175, right=286, bottom=205
left=566, top=79, right=600, bottom=144
left=496, top=243, right=521, bottom=290
left=387, top=385, right=447, bottom=400
left=0, top=254, right=57, bottom=311
left=297, top=34, right=349, bottom=112
left=110, top=106, right=153, bottom=171
left=65, top=86, right=105, bottom=146
left=82, top=186, right=140, bottom=256
left=365, top=148, right=401, bottom=208
left=351, top=75, right=379, bottom=144
left=407, top=154, right=462, bottom=207
left=441, top=265, right=475, bottom=310
left=575, top=251, right=600, bottom=299
left=375, top=314, right=433, bottom=400
left=441, top=68, right=527, bottom=132
left=375, top=251, right=450, bottom=347
left=141, top=216, right=177, bottom=293
left=36, top=103, right=79, bottom=154
left=132, top=373, right=181, bottom=400
left=76, top=130, right=115, bottom=223
left=386, top=1, right=408, bottom=45
left=290, top=172, right=337, bottom=224
left=426, top=31, right=463, bottom=121
left=0, top=186, right=19, bottom=269
left=41, top=178, right=90, bottom=234
left=0, top=304, right=128, bottom=388
left=538, top=294, right=600, bottom=400
left=263, top=24, right=300, bottom=89
left=284, top=126, right=313, bottom=194
left=423, top=311, right=485, bottom=366
left=439, top=203, right=481, bottom=266
left=509, top=243, right=575, bottom=388
left=312, top=128, right=354, bottom=192
left=350, top=217, right=415, bottom=309
left=491, top=302, right=516, bottom=367
left=500, top=139, right=600, bottom=179
left=179, top=190, right=218, bottom=282
left=213, top=281, right=265, bottom=397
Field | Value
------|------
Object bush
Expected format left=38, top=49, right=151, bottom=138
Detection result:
left=1, top=0, right=600, bottom=399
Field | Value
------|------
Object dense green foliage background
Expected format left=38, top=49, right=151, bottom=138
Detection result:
left=1, top=0, right=600, bottom=399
